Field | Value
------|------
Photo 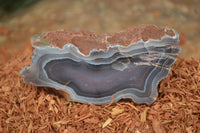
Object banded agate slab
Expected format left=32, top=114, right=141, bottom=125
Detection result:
left=21, top=25, right=181, bottom=105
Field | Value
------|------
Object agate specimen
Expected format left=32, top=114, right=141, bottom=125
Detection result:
left=21, top=25, right=181, bottom=105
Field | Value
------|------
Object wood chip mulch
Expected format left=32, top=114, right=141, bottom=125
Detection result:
left=0, top=47, right=200, bottom=133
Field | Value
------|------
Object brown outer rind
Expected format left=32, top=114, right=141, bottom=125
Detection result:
left=43, top=25, right=175, bottom=55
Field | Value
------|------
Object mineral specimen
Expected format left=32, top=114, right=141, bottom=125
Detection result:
left=21, top=25, right=181, bottom=105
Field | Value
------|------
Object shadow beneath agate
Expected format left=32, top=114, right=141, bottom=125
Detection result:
left=118, top=98, right=133, bottom=103
left=36, top=87, right=68, bottom=99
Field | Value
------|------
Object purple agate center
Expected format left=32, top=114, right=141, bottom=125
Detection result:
left=44, top=58, right=155, bottom=98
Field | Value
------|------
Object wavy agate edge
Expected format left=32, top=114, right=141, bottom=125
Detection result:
left=21, top=26, right=181, bottom=105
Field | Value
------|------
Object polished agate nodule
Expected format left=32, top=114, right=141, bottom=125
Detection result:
left=21, top=25, right=181, bottom=105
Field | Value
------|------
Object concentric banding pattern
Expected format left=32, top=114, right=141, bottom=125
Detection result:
left=21, top=29, right=181, bottom=105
